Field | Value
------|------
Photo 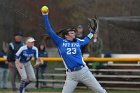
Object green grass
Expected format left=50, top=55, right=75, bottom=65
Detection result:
left=28, top=88, right=140, bottom=93
left=0, top=88, right=140, bottom=93
left=107, top=90, right=140, bottom=93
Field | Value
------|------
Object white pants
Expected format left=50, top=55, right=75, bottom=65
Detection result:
left=62, top=66, right=107, bottom=93
left=16, top=62, right=36, bottom=81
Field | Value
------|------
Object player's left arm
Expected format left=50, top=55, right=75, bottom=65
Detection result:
left=79, top=17, right=99, bottom=46
left=78, top=33, right=93, bottom=46
left=15, top=46, right=24, bottom=60
left=33, top=47, right=39, bottom=60
left=34, top=47, right=43, bottom=67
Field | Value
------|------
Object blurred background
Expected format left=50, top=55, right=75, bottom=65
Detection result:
left=0, top=0, right=140, bottom=92
left=0, top=0, right=140, bottom=53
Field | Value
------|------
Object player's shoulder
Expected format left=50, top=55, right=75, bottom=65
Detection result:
left=32, top=46, right=38, bottom=50
left=20, top=45, right=28, bottom=50
left=16, top=45, right=27, bottom=53
left=63, top=39, right=68, bottom=42
left=76, top=38, right=85, bottom=42
left=9, top=42, right=14, bottom=45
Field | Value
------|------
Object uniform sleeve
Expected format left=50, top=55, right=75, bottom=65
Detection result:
left=15, top=47, right=23, bottom=59
left=79, top=32, right=94, bottom=46
left=34, top=47, right=38, bottom=60
left=78, top=37, right=90, bottom=46
left=43, top=15, right=63, bottom=46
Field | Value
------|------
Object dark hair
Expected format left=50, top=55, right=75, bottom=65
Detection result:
left=45, top=28, right=76, bottom=39
left=61, top=28, right=75, bottom=38
left=38, top=44, right=46, bottom=51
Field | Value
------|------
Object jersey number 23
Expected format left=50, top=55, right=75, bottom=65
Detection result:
left=67, top=48, right=76, bottom=54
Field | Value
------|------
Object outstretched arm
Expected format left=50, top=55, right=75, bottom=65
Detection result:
left=79, top=18, right=99, bottom=46
left=78, top=32, right=94, bottom=46
left=41, top=6, right=62, bottom=46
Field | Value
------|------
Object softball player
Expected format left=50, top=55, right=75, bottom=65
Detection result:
left=41, top=7, right=107, bottom=93
left=15, top=37, right=40, bottom=93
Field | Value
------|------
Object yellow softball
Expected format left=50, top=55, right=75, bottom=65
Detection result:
left=41, top=6, right=49, bottom=13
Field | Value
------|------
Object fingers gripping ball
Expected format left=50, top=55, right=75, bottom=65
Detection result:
left=41, top=6, right=49, bottom=13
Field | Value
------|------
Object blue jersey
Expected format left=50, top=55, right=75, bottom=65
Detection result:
left=16, top=45, right=38, bottom=63
left=44, top=15, right=93, bottom=69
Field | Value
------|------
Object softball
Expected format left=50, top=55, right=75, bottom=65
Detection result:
left=41, top=6, right=49, bottom=13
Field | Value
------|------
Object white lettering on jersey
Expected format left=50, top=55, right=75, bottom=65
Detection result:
left=22, top=51, right=34, bottom=57
left=62, top=43, right=80, bottom=47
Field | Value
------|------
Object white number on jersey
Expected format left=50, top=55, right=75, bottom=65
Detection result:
left=67, top=48, right=76, bottom=54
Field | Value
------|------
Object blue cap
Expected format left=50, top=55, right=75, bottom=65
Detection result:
left=77, top=25, right=83, bottom=29
left=14, top=32, right=22, bottom=36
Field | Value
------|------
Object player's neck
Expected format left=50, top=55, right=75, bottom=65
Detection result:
left=66, top=38, right=74, bottom=41
left=66, top=37, right=73, bottom=41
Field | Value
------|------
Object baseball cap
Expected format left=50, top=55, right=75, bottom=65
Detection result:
left=14, top=32, right=23, bottom=36
left=77, top=25, right=83, bottom=29
left=26, top=37, right=35, bottom=43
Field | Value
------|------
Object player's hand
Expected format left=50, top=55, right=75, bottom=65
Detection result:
left=88, top=17, right=99, bottom=34
left=34, top=62, right=40, bottom=68
left=15, top=60, right=23, bottom=69
left=18, top=62, right=23, bottom=69
left=34, top=58, right=44, bottom=68
left=42, top=12, right=49, bottom=15
left=41, top=6, right=49, bottom=15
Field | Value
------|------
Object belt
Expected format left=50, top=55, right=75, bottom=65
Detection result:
left=67, top=65, right=85, bottom=72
